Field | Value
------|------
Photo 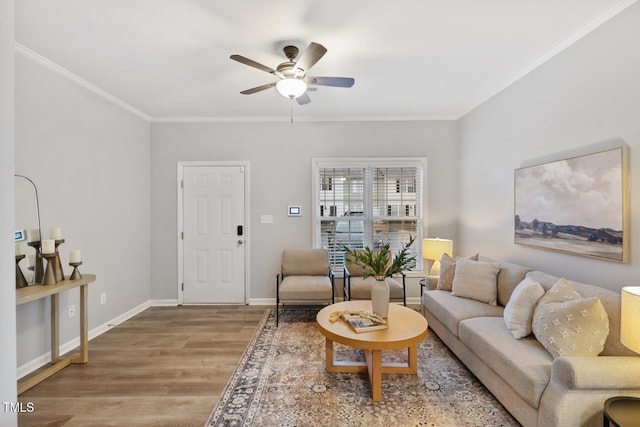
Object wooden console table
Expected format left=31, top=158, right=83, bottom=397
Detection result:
left=16, top=274, right=96, bottom=394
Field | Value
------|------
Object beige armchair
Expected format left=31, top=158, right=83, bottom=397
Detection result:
left=276, top=248, right=335, bottom=325
left=343, top=251, right=407, bottom=306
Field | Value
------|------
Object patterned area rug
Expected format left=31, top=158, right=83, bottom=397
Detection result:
left=206, top=307, right=519, bottom=427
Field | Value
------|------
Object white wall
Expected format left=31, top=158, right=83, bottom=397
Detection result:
left=1, top=0, right=17, bottom=425
left=14, top=53, right=151, bottom=367
left=458, top=3, right=640, bottom=290
left=150, top=120, right=458, bottom=301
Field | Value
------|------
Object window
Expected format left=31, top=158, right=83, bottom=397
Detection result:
left=313, top=158, right=425, bottom=270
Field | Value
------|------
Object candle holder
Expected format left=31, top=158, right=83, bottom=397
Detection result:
left=53, top=239, right=65, bottom=282
left=27, top=240, right=45, bottom=284
left=69, top=261, right=83, bottom=280
left=42, top=253, right=57, bottom=286
left=15, top=254, right=28, bottom=289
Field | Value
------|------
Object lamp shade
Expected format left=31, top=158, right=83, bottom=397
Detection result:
left=621, top=286, right=640, bottom=354
left=422, top=238, right=453, bottom=261
left=276, top=78, right=307, bottom=99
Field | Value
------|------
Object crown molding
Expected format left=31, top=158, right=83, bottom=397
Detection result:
left=14, top=42, right=151, bottom=122
left=151, top=114, right=457, bottom=123
left=460, top=0, right=638, bottom=119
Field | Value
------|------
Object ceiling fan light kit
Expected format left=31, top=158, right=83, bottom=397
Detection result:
left=276, top=78, right=307, bottom=99
left=230, top=42, right=355, bottom=105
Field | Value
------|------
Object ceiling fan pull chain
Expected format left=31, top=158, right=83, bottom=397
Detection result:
left=290, top=100, right=294, bottom=124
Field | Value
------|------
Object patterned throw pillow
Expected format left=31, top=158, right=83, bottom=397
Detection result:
left=538, top=277, right=582, bottom=305
left=503, top=277, right=545, bottom=339
left=532, top=279, right=609, bottom=358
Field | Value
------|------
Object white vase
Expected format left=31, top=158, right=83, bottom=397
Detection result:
left=371, top=277, right=390, bottom=318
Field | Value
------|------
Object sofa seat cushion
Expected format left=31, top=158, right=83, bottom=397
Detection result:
left=349, top=276, right=404, bottom=300
left=422, top=290, right=504, bottom=337
left=459, top=317, right=553, bottom=408
left=279, top=275, right=333, bottom=301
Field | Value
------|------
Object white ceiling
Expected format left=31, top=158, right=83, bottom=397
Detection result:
left=15, top=0, right=637, bottom=121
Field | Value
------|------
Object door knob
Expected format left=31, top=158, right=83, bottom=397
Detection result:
left=237, top=239, right=244, bottom=245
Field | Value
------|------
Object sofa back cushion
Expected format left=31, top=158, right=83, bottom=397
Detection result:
left=526, top=270, right=635, bottom=356
left=479, top=256, right=533, bottom=306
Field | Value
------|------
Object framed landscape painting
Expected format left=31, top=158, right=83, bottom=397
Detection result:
left=514, top=146, right=629, bottom=262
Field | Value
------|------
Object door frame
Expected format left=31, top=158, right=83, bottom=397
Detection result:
left=177, top=161, right=250, bottom=305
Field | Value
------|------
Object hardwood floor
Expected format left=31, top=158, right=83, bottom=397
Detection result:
left=18, top=305, right=267, bottom=427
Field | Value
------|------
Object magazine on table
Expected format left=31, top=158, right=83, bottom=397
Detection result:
left=341, top=312, right=387, bottom=333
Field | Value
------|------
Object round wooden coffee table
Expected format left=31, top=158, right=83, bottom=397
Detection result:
left=316, top=300, right=428, bottom=401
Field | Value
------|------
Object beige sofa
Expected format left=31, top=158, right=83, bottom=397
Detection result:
left=421, top=258, right=640, bottom=427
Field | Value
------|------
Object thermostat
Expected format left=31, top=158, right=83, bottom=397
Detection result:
left=288, top=206, right=301, bottom=216
left=14, top=229, right=27, bottom=242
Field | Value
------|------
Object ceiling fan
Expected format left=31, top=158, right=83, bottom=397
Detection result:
left=230, top=42, right=355, bottom=105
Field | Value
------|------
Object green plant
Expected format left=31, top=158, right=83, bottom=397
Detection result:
left=343, top=235, right=416, bottom=280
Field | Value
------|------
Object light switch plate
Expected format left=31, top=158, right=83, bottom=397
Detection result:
left=260, top=215, right=273, bottom=224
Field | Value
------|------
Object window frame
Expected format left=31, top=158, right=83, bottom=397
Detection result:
left=312, top=157, right=427, bottom=271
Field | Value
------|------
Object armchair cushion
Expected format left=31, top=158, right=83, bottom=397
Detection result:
left=279, top=275, right=333, bottom=301
left=282, top=248, right=329, bottom=276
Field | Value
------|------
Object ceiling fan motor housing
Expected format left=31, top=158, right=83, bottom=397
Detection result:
left=283, top=45, right=299, bottom=61
left=277, top=62, right=304, bottom=78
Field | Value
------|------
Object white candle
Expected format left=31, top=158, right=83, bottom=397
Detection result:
left=50, top=227, right=62, bottom=240
left=70, top=249, right=82, bottom=263
left=27, top=254, right=36, bottom=267
left=28, top=228, right=40, bottom=242
left=42, top=239, right=55, bottom=254
left=15, top=243, right=21, bottom=255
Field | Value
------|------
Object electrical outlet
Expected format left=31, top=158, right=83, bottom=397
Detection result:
left=100, top=293, right=107, bottom=305
left=67, top=305, right=76, bottom=318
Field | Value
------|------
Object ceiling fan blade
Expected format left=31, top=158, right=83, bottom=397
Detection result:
left=296, top=92, right=312, bottom=105
left=292, top=42, right=327, bottom=74
left=240, top=82, right=276, bottom=95
left=230, top=55, right=275, bottom=74
left=308, top=76, right=355, bottom=88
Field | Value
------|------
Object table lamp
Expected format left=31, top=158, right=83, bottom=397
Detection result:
left=422, top=238, right=453, bottom=276
left=621, top=287, right=640, bottom=354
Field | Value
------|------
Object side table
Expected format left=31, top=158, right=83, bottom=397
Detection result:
left=16, top=274, right=96, bottom=394
left=604, top=396, right=640, bottom=427
left=419, top=276, right=438, bottom=297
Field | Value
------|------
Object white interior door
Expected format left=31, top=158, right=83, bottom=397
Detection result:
left=182, top=165, right=246, bottom=303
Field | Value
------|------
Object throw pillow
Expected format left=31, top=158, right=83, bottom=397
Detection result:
left=451, top=258, right=500, bottom=305
left=532, top=297, right=609, bottom=358
left=503, top=277, right=545, bottom=339
left=436, top=253, right=479, bottom=291
left=436, top=253, right=456, bottom=291
left=538, top=277, right=582, bottom=305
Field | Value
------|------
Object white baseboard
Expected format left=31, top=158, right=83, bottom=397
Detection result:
left=150, top=299, right=179, bottom=306
left=248, top=298, right=276, bottom=305
left=406, top=297, right=422, bottom=305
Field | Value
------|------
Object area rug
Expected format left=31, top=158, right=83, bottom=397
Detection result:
left=205, top=307, right=519, bottom=427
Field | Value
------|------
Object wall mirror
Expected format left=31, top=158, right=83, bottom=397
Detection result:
left=15, top=174, right=43, bottom=284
